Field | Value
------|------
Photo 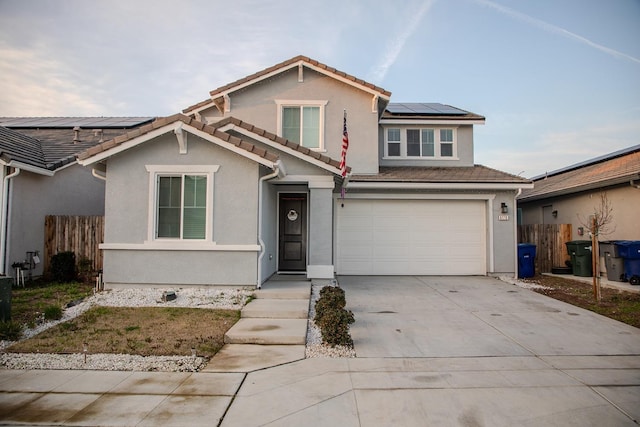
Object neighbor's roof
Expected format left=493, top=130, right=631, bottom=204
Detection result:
left=350, top=165, right=531, bottom=184
left=382, top=103, right=485, bottom=122
left=0, top=117, right=154, bottom=128
left=0, top=117, right=154, bottom=171
left=0, top=126, right=47, bottom=170
left=183, top=55, right=391, bottom=114
left=519, top=144, right=640, bottom=202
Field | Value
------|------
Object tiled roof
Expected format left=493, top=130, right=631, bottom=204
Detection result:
left=78, top=114, right=280, bottom=164
left=1, top=117, right=154, bottom=171
left=519, top=148, right=640, bottom=201
left=0, top=126, right=47, bottom=170
left=183, top=55, right=391, bottom=114
left=211, top=117, right=347, bottom=172
left=350, top=165, right=531, bottom=184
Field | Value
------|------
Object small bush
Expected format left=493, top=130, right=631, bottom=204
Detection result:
left=314, top=286, right=355, bottom=348
left=50, top=252, right=77, bottom=282
left=0, top=321, right=23, bottom=341
left=315, top=286, right=346, bottom=325
left=43, top=305, right=63, bottom=321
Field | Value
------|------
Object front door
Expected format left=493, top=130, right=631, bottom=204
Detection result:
left=278, top=193, right=307, bottom=272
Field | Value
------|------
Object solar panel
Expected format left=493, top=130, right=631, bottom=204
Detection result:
left=386, top=103, right=468, bottom=116
left=0, top=117, right=154, bottom=128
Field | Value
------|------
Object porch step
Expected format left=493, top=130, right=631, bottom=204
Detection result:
left=241, top=299, right=309, bottom=319
left=255, top=281, right=311, bottom=299
left=224, top=318, right=308, bottom=345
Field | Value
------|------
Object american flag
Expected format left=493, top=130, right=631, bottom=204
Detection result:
left=340, top=110, right=349, bottom=178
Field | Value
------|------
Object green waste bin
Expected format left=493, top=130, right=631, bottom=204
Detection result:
left=0, top=277, right=12, bottom=322
left=566, top=240, right=592, bottom=277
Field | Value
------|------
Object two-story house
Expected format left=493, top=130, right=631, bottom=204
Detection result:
left=78, top=55, right=532, bottom=288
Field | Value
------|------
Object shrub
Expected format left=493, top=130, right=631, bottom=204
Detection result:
left=43, top=305, right=63, bottom=321
left=50, top=251, right=77, bottom=282
left=0, top=321, right=23, bottom=341
left=314, top=286, right=355, bottom=348
left=314, top=286, right=346, bottom=325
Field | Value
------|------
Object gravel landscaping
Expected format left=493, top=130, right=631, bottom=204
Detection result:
left=1, top=283, right=355, bottom=371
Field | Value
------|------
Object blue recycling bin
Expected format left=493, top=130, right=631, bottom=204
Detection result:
left=615, top=241, right=640, bottom=285
left=518, top=243, right=536, bottom=278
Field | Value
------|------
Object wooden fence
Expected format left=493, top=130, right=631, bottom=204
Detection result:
left=44, top=215, right=105, bottom=274
left=518, top=224, right=572, bottom=273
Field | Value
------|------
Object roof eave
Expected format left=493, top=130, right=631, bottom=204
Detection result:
left=347, top=181, right=534, bottom=190
left=518, top=175, right=640, bottom=202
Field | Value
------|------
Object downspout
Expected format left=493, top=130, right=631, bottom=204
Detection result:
left=92, top=168, right=106, bottom=181
left=257, top=161, right=284, bottom=288
left=1, top=167, right=21, bottom=276
left=513, top=188, right=522, bottom=279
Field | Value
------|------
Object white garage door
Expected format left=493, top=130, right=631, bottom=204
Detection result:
left=336, top=199, right=487, bottom=275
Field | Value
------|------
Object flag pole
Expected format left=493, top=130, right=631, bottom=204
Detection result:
left=340, top=109, right=349, bottom=207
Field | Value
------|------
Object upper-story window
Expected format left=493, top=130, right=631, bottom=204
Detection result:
left=276, top=100, right=328, bottom=150
left=385, top=127, right=457, bottom=158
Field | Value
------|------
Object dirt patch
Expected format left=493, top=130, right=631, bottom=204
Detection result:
left=521, top=275, right=640, bottom=329
left=7, top=306, right=240, bottom=357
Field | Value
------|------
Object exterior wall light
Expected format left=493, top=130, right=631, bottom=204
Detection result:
left=552, top=210, right=558, bottom=218
left=501, top=202, right=508, bottom=214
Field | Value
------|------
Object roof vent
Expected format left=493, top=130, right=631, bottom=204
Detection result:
left=94, top=129, right=104, bottom=142
left=73, top=126, right=81, bottom=143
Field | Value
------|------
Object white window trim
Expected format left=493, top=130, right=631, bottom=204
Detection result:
left=383, top=126, right=459, bottom=160
left=145, top=165, right=219, bottom=245
left=275, top=99, right=328, bottom=152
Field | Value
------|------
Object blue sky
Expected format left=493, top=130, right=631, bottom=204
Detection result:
left=0, top=0, right=638, bottom=178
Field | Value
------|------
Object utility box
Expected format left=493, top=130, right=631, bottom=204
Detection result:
left=0, top=277, right=12, bottom=322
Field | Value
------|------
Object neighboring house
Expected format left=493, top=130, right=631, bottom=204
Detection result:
left=518, top=144, right=640, bottom=241
left=78, top=55, right=532, bottom=288
left=0, top=117, right=154, bottom=278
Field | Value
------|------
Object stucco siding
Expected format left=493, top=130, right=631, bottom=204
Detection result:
left=101, top=131, right=261, bottom=286
left=202, top=68, right=380, bottom=174
left=8, top=165, right=104, bottom=277
left=519, top=184, right=640, bottom=241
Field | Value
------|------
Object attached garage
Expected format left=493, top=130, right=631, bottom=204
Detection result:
left=336, top=199, right=487, bottom=275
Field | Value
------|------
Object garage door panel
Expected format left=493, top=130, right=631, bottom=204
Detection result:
left=337, top=199, right=486, bottom=275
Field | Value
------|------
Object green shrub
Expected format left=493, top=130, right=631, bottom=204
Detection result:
left=0, top=321, right=23, bottom=341
left=50, top=252, right=77, bottom=282
left=43, top=304, right=63, bottom=320
left=314, top=286, right=355, bottom=348
left=314, top=286, right=346, bottom=325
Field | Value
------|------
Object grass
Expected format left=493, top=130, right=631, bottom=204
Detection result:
left=524, top=274, right=640, bottom=328
left=8, top=306, right=239, bottom=357
left=9, top=280, right=94, bottom=328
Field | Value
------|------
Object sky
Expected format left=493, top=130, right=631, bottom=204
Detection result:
left=0, top=0, right=638, bottom=178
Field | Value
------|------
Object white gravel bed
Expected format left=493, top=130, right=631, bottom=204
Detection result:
left=1, top=287, right=253, bottom=371
left=305, top=282, right=356, bottom=358
left=499, top=275, right=552, bottom=290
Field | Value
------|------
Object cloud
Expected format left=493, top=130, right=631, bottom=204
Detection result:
left=473, top=0, right=640, bottom=65
left=366, top=0, right=435, bottom=84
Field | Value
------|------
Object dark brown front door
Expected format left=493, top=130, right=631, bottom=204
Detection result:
left=278, top=193, right=307, bottom=271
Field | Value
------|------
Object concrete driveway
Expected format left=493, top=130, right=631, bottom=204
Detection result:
left=223, top=276, right=640, bottom=426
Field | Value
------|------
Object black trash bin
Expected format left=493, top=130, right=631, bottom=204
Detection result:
left=0, top=277, right=12, bottom=322
left=600, top=241, right=625, bottom=282
left=566, top=240, right=592, bottom=277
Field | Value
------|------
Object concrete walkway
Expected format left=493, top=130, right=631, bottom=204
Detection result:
left=1, top=276, right=639, bottom=426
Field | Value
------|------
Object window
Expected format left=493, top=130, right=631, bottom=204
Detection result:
left=384, top=127, right=456, bottom=158
left=277, top=100, right=327, bottom=150
left=146, top=165, right=218, bottom=242
left=440, top=129, right=453, bottom=157
left=157, top=175, right=207, bottom=239
left=387, top=128, right=401, bottom=156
